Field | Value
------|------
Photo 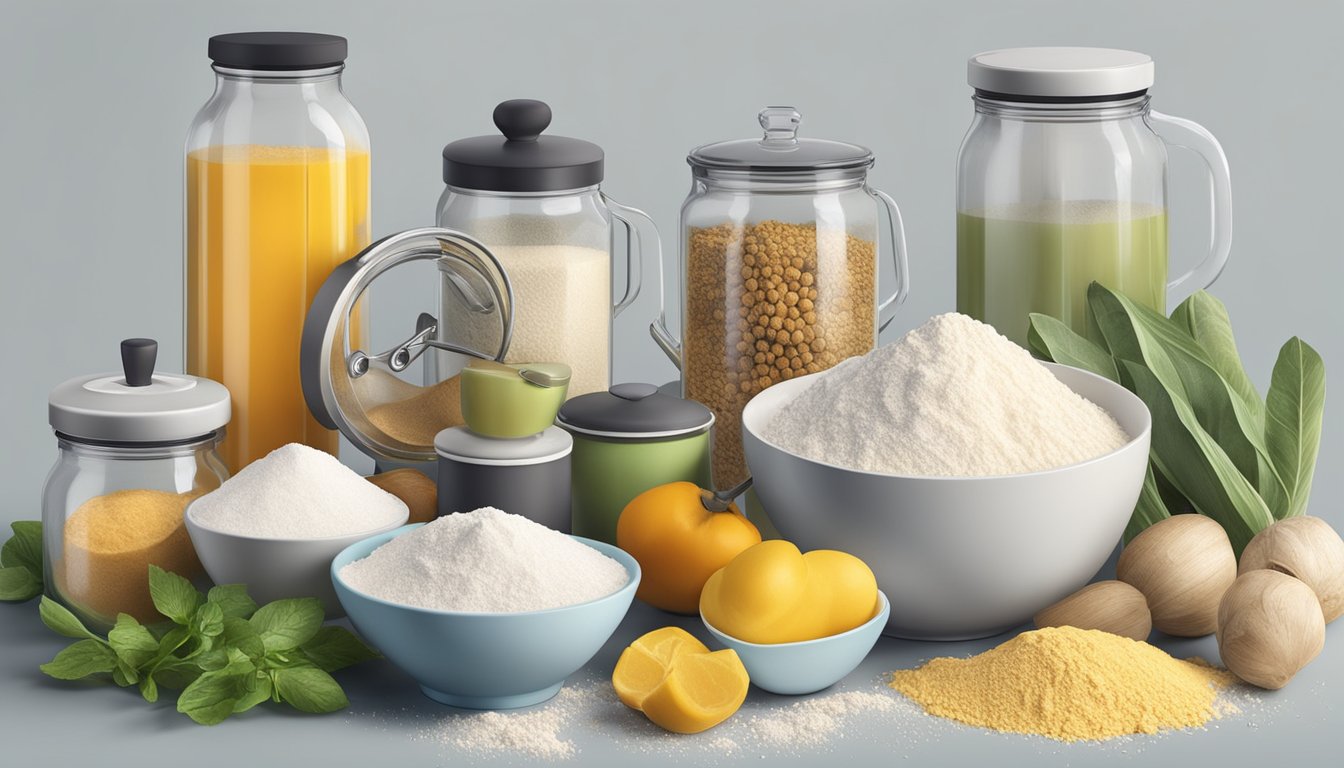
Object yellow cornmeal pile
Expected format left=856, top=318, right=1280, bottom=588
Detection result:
left=59, top=489, right=204, bottom=623
left=889, top=626, right=1236, bottom=741
left=684, top=221, right=876, bottom=484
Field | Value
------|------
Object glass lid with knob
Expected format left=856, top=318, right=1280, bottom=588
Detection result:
left=687, top=106, right=876, bottom=175
left=301, top=227, right=515, bottom=465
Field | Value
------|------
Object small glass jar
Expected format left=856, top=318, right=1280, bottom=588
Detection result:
left=43, top=340, right=230, bottom=630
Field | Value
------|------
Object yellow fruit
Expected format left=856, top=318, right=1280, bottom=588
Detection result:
left=700, top=540, right=879, bottom=643
left=612, top=627, right=708, bottom=709
left=639, top=649, right=749, bottom=734
left=617, top=481, right=761, bottom=614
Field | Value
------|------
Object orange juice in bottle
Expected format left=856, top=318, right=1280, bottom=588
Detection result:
left=185, top=33, right=369, bottom=472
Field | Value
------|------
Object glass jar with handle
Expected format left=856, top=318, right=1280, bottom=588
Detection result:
left=651, top=106, right=910, bottom=489
left=437, top=99, right=661, bottom=399
left=957, top=47, right=1232, bottom=345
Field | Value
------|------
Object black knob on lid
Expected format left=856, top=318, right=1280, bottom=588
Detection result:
left=610, top=382, right=658, bottom=401
left=493, top=99, right=552, bottom=142
left=121, top=338, right=158, bottom=387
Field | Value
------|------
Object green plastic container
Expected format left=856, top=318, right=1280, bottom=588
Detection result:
left=557, top=383, right=714, bottom=544
left=460, top=360, right=571, bottom=438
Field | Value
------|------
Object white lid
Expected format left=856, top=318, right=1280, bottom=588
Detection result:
left=434, top=425, right=572, bottom=466
left=48, top=339, right=231, bottom=444
left=968, top=47, right=1154, bottom=99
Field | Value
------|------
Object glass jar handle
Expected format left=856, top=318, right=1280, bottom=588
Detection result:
left=872, top=188, right=911, bottom=331
left=603, top=195, right=660, bottom=318
left=1147, top=110, right=1233, bottom=304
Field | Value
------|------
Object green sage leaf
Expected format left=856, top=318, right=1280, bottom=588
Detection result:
left=250, top=598, right=324, bottom=652
left=1089, top=284, right=1269, bottom=487
left=299, top=626, right=380, bottom=673
left=207, top=584, right=258, bottom=620
left=1170, top=292, right=1264, bottom=417
left=1265, top=337, right=1327, bottom=519
left=272, top=665, right=349, bottom=714
left=41, top=639, right=117, bottom=680
left=108, top=614, right=159, bottom=669
left=194, top=601, right=225, bottom=638
left=39, top=596, right=98, bottom=640
left=148, top=565, right=200, bottom=624
left=1, top=521, right=42, bottom=574
left=0, top=566, right=42, bottom=602
left=177, top=671, right=246, bottom=725
left=1027, top=313, right=1119, bottom=382
left=139, top=674, right=159, bottom=703
left=1120, top=360, right=1273, bottom=553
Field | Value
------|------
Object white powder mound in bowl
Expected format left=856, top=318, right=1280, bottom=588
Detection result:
left=338, top=507, right=630, bottom=612
left=189, top=443, right=408, bottom=539
left=763, top=313, right=1131, bottom=477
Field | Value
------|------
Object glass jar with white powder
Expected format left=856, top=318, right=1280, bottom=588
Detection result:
left=437, top=99, right=660, bottom=398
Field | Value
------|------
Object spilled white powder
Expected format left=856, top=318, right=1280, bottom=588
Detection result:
left=749, top=691, right=899, bottom=747
left=446, top=685, right=587, bottom=759
left=764, top=313, right=1130, bottom=476
left=189, top=443, right=408, bottom=538
left=338, top=507, right=628, bottom=612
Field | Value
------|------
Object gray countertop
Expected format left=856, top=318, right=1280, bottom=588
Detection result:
left=1, top=562, right=1338, bottom=768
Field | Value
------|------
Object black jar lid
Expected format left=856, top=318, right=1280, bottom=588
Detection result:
left=441, top=100, right=605, bottom=192
left=208, top=32, right=348, bottom=71
left=557, top=383, right=714, bottom=440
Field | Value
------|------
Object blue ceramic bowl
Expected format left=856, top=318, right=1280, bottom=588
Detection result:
left=331, top=524, right=640, bottom=710
left=702, top=591, right=890, bottom=695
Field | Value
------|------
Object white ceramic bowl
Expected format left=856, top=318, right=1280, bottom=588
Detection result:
left=185, top=502, right=408, bottom=617
left=742, top=362, right=1151, bottom=640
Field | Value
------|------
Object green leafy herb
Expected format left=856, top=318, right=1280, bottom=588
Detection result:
left=0, top=521, right=43, bottom=602
left=1029, top=285, right=1327, bottom=552
left=23, top=568, right=378, bottom=725
left=1265, top=337, right=1327, bottom=519
left=148, top=565, right=201, bottom=625
left=249, top=598, right=324, bottom=653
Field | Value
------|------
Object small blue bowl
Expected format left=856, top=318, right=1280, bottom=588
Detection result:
left=702, top=591, right=890, bottom=695
left=331, top=524, right=640, bottom=710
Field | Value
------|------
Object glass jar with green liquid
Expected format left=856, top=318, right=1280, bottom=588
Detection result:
left=956, top=48, right=1232, bottom=345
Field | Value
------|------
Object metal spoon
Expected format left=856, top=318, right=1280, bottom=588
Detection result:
left=700, top=476, right=754, bottom=513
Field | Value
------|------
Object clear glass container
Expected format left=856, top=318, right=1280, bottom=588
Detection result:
left=436, top=100, right=659, bottom=400
left=957, top=48, right=1232, bottom=346
left=185, top=32, right=371, bottom=472
left=42, top=435, right=228, bottom=631
left=652, top=107, right=909, bottom=487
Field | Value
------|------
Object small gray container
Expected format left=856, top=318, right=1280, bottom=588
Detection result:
left=434, top=426, right=573, bottom=532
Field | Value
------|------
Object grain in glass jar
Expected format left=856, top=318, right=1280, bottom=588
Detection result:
left=652, top=107, right=910, bottom=488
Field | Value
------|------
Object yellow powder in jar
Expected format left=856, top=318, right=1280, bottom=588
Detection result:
left=888, top=626, right=1236, bottom=741
left=59, top=489, right=204, bottom=624
left=365, top=374, right=463, bottom=446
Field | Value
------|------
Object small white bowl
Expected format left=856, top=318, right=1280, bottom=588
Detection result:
left=743, top=362, right=1152, bottom=640
left=184, top=502, right=408, bottom=616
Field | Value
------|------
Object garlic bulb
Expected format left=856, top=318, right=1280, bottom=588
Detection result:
left=1034, top=580, right=1151, bottom=640
left=1217, top=569, right=1325, bottom=689
left=1240, top=516, right=1344, bottom=623
left=1117, top=515, right=1236, bottom=637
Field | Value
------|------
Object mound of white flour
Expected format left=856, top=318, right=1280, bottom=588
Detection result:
left=762, top=313, right=1129, bottom=477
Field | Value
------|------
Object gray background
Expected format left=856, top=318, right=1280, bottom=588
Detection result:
left=0, top=0, right=1339, bottom=765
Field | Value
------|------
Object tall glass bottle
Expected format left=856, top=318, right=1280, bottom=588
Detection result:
left=185, top=32, right=370, bottom=471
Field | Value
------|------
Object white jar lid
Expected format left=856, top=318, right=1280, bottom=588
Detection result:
left=968, top=47, right=1154, bottom=100
left=48, top=339, right=230, bottom=444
